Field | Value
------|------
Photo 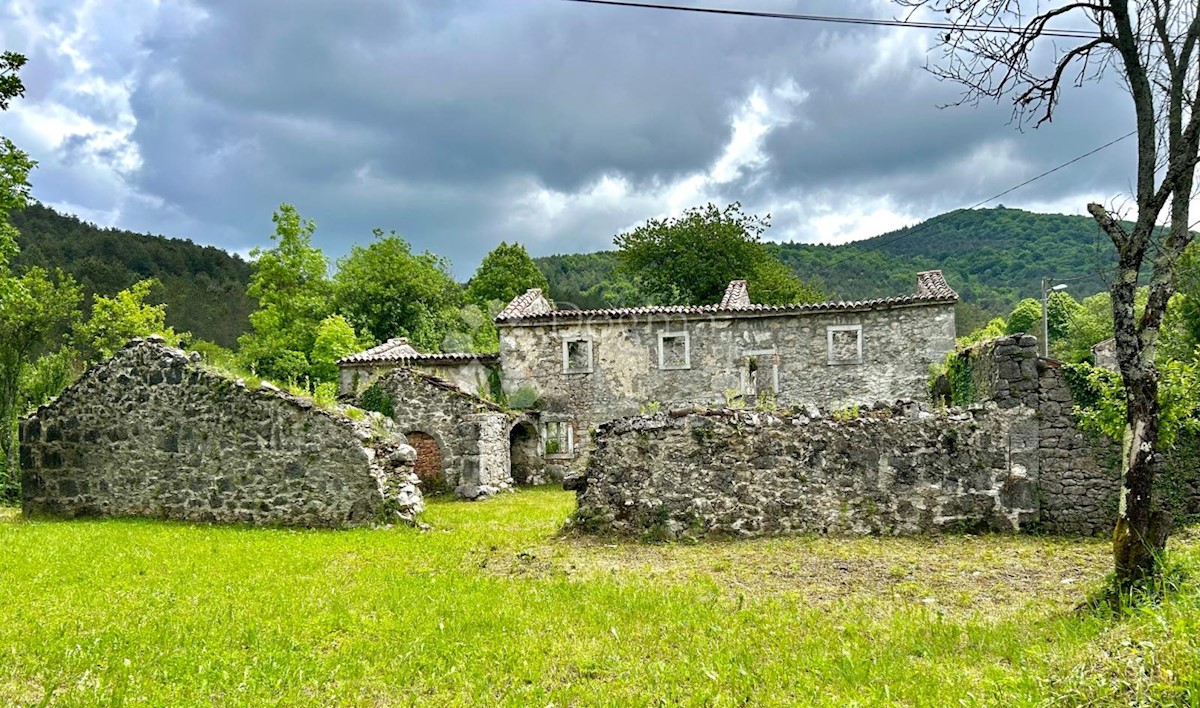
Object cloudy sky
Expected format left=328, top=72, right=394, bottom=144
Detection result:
left=0, top=0, right=1138, bottom=277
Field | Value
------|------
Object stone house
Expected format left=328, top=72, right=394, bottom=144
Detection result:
left=338, top=270, right=959, bottom=494
left=352, top=367, right=545, bottom=499
left=493, top=271, right=958, bottom=473
left=337, top=337, right=499, bottom=398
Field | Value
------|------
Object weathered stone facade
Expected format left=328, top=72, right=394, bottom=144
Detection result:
left=20, top=339, right=424, bottom=527
left=497, top=273, right=958, bottom=474
left=354, top=368, right=519, bottom=499
left=571, top=404, right=1045, bottom=538
left=338, top=337, right=499, bottom=398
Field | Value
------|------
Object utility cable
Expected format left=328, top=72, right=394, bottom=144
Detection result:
left=560, top=0, right=1105, bottom=40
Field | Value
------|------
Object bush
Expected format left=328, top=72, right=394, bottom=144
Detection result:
left=507, top=384, right=540, bottom=411
left=359, top=385, right=395, bottom=418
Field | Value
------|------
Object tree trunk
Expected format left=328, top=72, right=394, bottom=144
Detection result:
left=1112, top=371, right=1170, bottom=585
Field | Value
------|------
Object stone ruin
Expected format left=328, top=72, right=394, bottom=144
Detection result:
left=569, top=335, right=1142, bottom=539
left=19, top=338, right=424, bottom=528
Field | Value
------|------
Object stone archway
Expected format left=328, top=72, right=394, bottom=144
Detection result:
left=509, top=420, right=543, bottom=486
left=406, top=431, right=446, bottom=493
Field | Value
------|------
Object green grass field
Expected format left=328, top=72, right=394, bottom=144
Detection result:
left=1, top=489, right=1198, bottom=706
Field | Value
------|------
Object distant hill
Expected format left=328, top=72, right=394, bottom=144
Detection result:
left=10, top=203, right=255, bottom=348
left=535, top=206, right=1116, bottom=330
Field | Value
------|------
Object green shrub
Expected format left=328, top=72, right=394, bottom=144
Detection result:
left=508, top=384, right=541, bottom=411
left=359, top=385, right=395, bottom=418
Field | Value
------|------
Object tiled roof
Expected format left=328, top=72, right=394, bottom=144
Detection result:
left=916, top=270, right=958, bottom=300
left=496, top=271, right=958, bottom=324
left=720, top=280, right=751, bottom=309
left=496, top=288, right=553, bottom=320
left=337, top=338, right=499, bottom=366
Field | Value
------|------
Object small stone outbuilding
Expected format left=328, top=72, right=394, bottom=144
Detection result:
left=20, top=339, right=424, bottom=527
left=337, top=337, right=499, bottom=398
left=354, top=368, right=549, bottom=499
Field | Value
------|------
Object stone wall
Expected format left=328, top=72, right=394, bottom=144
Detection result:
left=572, top=404, right=1042, bottom=538
left=963, top=335, right=1120, bottom=535
left=501, top=301, right=955, bottom=473
left=20, top=339, right=423, bottom=527
left=356, top=369, right=515, bottom=499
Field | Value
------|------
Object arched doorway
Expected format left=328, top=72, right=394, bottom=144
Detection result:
left=509, top=421, right=542, bottom=486
left=406, top=431, right=446, bottom=493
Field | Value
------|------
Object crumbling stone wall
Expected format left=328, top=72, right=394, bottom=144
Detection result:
left=20, top=339, right=423, bottom=528
left=963, top=335, right=1120, bottom=535
left=572, top=404, right=1042, bottom=538
left=356, top=369, right=514, bottom=499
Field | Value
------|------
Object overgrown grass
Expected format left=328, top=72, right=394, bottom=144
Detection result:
left=1, top=492, right=1199, bottom=705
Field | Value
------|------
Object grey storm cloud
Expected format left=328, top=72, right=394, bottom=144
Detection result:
left=0, top=0, right=1142, bottom=274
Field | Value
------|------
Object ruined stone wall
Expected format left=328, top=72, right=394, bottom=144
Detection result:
left=20, top=339, right=423, bottom=528
left=965, top=335, right=1120, bottom=535
left=356, top=369, right=514, bottom=498
left=500, top=302, right=955, bottom=472
left=572, top=405, right=1043, bottom=538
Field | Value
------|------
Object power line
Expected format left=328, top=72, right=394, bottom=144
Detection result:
left=560, top=0, right=1103, bottom=40
left=820, top=130, right=1137, bottom=274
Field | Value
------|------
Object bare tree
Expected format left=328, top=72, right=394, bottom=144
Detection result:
left=896, top=0, right=1200, bottom=586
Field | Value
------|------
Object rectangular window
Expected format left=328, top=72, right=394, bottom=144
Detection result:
left=562, top=337, right=593, bottom=374
left=827, top=325, right=863, bottom=365
left=658, top=332, right=690, bottom=370
left=741, top=349, right=780, bottom=397
left=544, top=420, right=574, bottom=458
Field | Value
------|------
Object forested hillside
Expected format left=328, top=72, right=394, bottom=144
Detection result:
left=536, top=207, right=1117, bottom=320
left=10, top=203, right=255, bottom=347
left=8, top=203, right=1118, bottom=345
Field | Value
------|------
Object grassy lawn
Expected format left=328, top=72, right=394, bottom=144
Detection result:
left=1, top=490, right=1198, bottom=706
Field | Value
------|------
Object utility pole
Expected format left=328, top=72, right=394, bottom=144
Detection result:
left=1041, top=277, right=1068, bottom=358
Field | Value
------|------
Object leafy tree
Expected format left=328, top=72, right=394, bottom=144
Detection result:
left=237, top=204, right=333, bottom=381
left=1004, top=298, right=1042, bottom=336
left=333, top=229, right=464, bottom=352
left=614, top=203, right=822, bottom=306
left=74, top=279, right=184, bottom=362
left=465, top=242, right=548, bottom=307
left=18, top=346, right=81, bottom=412
left=1046, top=291, right=1081, bottom=342
left=0, top=268, right=81, bottom=494
left=0, top=54, right=82, bottom=497
left=1075, top=358, right=1200, bottom=449
left=0, top=52, right=32, bottom=265
left=310, top=315, right=363, bottom=383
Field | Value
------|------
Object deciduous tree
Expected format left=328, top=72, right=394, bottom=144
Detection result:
left=465, top=242, right=548, bottom=307
left=615, top=203, right=822, bottom=306
left=237, top=205, right=333, bottom=381
left=75, top=278, right=184, bottom=362
left=897, top=0, right=1200, bottom=585
left=332, top=229, right=464, bottom=352
left=0, top=54, right=82, bottom=498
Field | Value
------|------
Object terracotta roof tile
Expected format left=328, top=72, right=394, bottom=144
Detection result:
left=496, top=272, right=957, bottom=325
left=720, top=280, right=751, bottom=309
left=337, top=338, right=498, bottom=366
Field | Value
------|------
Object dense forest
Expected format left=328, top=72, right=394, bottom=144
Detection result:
left=537, top=206, right=1117, bottom=325
left=9, top=203, right=255, bottom=347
